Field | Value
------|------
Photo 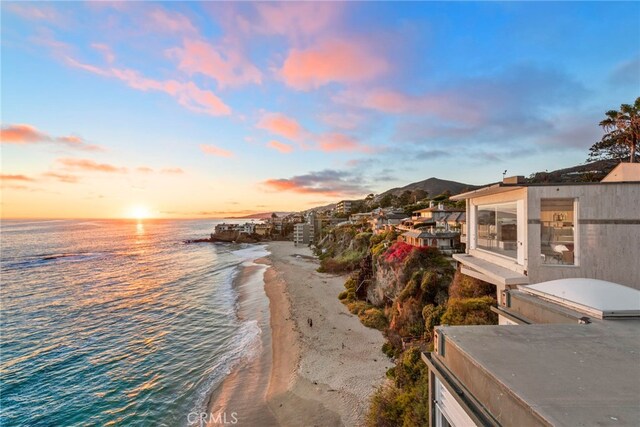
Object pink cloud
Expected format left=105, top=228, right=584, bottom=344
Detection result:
left=136, top=167, right=154, bottom=174
left=281, top=39, right=390, bottom=90
left=200, top=144, right=234, bottom=158
left=262, top=169, right=369, bottom=197
left=252, top=2, right=342, bottom=40
left=0, top=174, right=35, bottom=182
left=257, top=113, right=306, bottom=142
left=65, top=57, right=231, bottom=116
left=169, top=38, right=262, bottom=88
left=0, top=124, right=102, bottom=151
left=334, top=88, right=485, bottom=125
left=148, top=7, right=197, bottom=34
left=161, top=167, right=185, bottom=174
left=6, top=3, right=64, bottom=24
left=91, top=43, right=115, bottom=64
left=319, top=112, right=365, bottom=130
left=42, top=172, right=79, bottom=183
left=266, top=140, right=293, bottom=154
left=317, top=133, right=374, bottom=153
left=58, top=158, right=127, bottom=173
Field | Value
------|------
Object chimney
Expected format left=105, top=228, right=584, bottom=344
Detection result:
left=438, top=202, right=444, bottom=210
left=503, top=175, right=525, bottom=184
left=429, top=200, right=434, bottom=208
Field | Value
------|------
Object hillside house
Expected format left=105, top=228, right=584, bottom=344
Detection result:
left=450, top=164, right=640, bottom=296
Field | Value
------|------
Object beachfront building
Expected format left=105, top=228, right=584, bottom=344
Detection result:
left=422, top=278, right=640, bottom=427
left=214, top=222, right=259, bottom=235
left=336, top=200, right=354, bottom=214
left=350, top=212, right=373, bottom=223
left=254, top=223, right=272, bottom=236
left=413, top=202, right=464, bottom=221
left=399, top=229, right=461, bottom=254
left=293, top=223, right=312, bottom=245
left=450, top=165, right=640, bottom=297
left=370, top=211, right=408, bottom=234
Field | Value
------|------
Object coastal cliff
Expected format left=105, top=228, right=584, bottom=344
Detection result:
left=315, top=222, right=498, bottom=426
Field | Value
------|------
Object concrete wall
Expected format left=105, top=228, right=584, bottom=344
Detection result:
left=526, top=183, right=640, bottom=289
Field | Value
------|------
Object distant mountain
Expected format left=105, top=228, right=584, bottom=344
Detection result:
left=227, top=211, right=291, bottom=220
left=378, top=177, right=479, bottom=199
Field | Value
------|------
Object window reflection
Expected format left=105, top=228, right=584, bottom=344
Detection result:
left=477, top=202, right=518, bottom=258
left=540, top=199, right=575, bottom=265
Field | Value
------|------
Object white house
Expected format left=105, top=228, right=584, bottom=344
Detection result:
left=450, top=165, right=640, bottom=298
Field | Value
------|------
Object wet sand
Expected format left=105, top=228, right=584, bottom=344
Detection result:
left=207, top=242, right=390, bottom=426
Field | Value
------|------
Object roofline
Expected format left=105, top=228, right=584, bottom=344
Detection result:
left=450, top=180, right=640, bottom=201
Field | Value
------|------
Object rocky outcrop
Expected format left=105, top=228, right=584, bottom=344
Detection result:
left=185, top=231, right=264, bottom=244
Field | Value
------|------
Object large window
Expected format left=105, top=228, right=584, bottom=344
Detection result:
left=540, top=199, right=575, bottom=265
left=476, top=202, right=518, bottom=258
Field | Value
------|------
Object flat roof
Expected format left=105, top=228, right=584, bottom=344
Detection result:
left=450, top=180, right=640, bottom=201
left=521, top=278, right=640, bottom=319
left=437, top=320, right=640, bottom=426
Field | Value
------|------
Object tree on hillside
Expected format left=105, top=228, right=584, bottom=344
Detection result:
left=589, top=97, right=640, bottom=163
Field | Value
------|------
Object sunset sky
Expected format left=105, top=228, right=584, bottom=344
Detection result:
left=1, top=1, right=639, bottom=218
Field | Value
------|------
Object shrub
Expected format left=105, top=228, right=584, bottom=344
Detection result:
left=449, top=270, right=495, bottom=299
left=441, top=296, right=497, bottom=326
left=397, top=270, right=422, bottom=302
left=360, top=308, right=388, bottom=331
left=338, top=290, right=349, bottom=300
left=383, top=242, right=414, bottom=264
left=381, top=341, right=395, bottom=358
left=347, top=300, right=369, bottom=316
left=422, top=304, right=446, bottom=339
left=367, top=347, right=430, bottom=427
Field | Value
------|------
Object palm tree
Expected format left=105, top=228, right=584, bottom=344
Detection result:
left=596, top=97, right=639, bottom=163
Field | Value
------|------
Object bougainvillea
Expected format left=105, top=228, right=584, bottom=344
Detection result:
left=383, top=241, right=414, bottom=264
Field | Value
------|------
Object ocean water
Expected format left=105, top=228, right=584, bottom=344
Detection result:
left=0, top=219, right=268, bottom=427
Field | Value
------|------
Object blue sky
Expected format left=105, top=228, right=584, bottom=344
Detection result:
left=1, top=1, right=639, bottom=218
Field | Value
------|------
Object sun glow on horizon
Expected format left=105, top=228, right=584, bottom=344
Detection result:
left=127, top=205, right=152, bottom=220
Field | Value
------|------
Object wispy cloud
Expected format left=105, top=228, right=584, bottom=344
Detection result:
left=5, top=3, right=66, bottom=25
left=0, top=174, right=35, bottom=182
left=257, top=112, right=374, bottom=153
left=609, top=56, right=640, bottom=86
left=160, top=167, right=185, bottom=174
left=1, top=124, right=102, bottom=151
left=266, top=140, right=293, bottom=154
left=317, top=133, right=374, bottom=153
left=42, top=172, right=79, bottom=183
left=168, top=38, right=262, bottom=88
left=65, top=56, right=232, bottom=116
left=147, top=7, right=197, bottom=34
left=58, top=158, right=127, bottom=173
left=200, top=144, right=234, bottom=158
left=263, top=169, right=370, bottom=197
left=257, top=113, right=307, bottom=143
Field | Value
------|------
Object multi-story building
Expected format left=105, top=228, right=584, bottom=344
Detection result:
left=336, top=200, right=354, bottom=214
left=450, top=164, right=640, bottom=297
left=293, top=223, right=312, bottom=245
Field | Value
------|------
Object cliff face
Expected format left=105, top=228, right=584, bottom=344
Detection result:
left=368, top=262, right=402, bottom=306
left=210, top=230, right=261, bottom=243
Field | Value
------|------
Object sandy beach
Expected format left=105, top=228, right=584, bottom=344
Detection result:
left=207, top=241, right=390, bottom=426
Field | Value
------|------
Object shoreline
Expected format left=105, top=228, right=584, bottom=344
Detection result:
left=207, top=242, right=390, bottom=426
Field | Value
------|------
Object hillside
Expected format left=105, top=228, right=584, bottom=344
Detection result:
left=378, top=177, right=479, bottom=199
left=527, top=159, right=619, bottom=183
left=227, top=211, right=291, bottom=219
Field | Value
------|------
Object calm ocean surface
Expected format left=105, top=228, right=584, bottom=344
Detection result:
left=0, top=219, right=268, bottom=426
